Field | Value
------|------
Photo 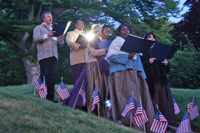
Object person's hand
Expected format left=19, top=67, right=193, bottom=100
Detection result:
left=105, top=48, right=109, bottom=53
left=47, top=30, right=56, bottom=37
left=128, top=52, right=136, bottom=59
left=162, top=59, right=168, bottom=65
left=149, top=58, right=156, bottom=64
left=58, top=35, right=64, bottom=41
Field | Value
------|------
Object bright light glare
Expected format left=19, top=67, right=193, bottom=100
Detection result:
left=85, top=32, right=95, bottom=41
left=104, top=100, right=112, bottom=107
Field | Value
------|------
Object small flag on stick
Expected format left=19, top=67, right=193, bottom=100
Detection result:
left=56, top=81, right=70, bottom=100
left=133, top=101, right=149, bottom=127
left=121, top=96, right=135, bottom=117
left=150, top=109, right=168, bottom=133
left=187, top=97, right=199, bottom=120
left=34, top=76, right=42, bottom=90
left=91, top=87, right=100, bottom=111
left=176, top=110, right=192, bottom=133
left=38, top=77, right=48, bottom=99
left=79, top=80, right=86, bottom=106
left=172, top=96, right=180, bottom=115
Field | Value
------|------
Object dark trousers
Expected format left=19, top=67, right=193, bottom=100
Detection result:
left=39, top=57, right=58, bottom=100
left=71, top=63, right=86, bottom=84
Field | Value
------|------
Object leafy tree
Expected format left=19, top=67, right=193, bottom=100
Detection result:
left=0, top=0, right=182, bottom=85
left=0, top=0, right=104, bottom=84
left=168, top=49, right=200, bottom=89
left=170, top=0, right=200, bottom=50
left=98, top=0, right=181, bottom=35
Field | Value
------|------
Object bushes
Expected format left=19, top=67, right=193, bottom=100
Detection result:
left=168, top=50, right=200, bottom=89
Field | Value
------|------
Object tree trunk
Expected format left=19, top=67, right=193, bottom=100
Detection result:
left=22, top=58, right=40, bottom=84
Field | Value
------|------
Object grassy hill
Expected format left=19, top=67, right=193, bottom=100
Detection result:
left=0, top=84, right=139, bottom=133
left=0, top=84, right=200, bottom=133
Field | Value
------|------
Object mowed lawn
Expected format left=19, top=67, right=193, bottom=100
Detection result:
left=0, top=84, right=139, bottom=133
left=0, top=84, right=200, bottom=133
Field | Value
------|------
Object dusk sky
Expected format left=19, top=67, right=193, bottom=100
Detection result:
left=169, top=0, right=190, bottom=23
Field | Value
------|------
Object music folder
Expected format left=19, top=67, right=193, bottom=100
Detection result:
left=75, top=34, right=88, bottom=48
left=150, top=42, right=179, bottom=61
left=120, top=34, right=155, bottom=53
left=98, top=40, right=112, bottom=49
left=98, top=40, right=112, bottom=59
left=52, top=21, right=72, bottom=37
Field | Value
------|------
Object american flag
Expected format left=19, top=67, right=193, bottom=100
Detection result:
left=176, top=110, right=192, bottom=133
left=91, top=87, right=100, bottom=111
left=172, top=96, right=180, bottom=114
left=56, top=81, right=70, bottom=100
left=38, top=81, right=48, bottom=99
left=92, top=86, right=97, bottom=98
left=34, top=76, right=42, bottom=90
left=150, top=109, right=168, bottom=133
left=121, top=96, right=135, bottom=117
left=133, top=102, right=149, bottom=127
left=188, top=98, right=199, bottom=120
left=79, top=81, right=86, bottom=106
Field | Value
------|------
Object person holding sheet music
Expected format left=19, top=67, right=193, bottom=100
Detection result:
left=33, top=11, right=64, bottom=102
left=87, top=24, right=110, bottom=116
left=141, top=32, right=175, bottom=124
left=66, top=20, right=88, bottom=84
left=105, top=23, right=154, bottom=131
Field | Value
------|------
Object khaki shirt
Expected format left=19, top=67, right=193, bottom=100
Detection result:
left=33, top=23, right=64, bottom=61
left=66, top=29, right=88, bottom=65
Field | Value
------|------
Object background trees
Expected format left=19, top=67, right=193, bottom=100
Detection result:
left=0, top=0, right=199, bottom=89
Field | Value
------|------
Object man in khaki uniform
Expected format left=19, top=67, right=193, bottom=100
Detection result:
left=33, top=11, right=64, bottom=102
left=66, top=20, right=88, bottom=84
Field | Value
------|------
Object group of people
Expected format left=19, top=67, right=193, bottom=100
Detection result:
left=33, top=11, right=176, bottom=132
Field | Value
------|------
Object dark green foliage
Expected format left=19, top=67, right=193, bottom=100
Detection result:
left=168, top=50, right=200, bottom=89
left=0, top=42, right=26, bottom=86
left=57, top=43, right=73, bottom=84
left=170, top=0, right=200, bottom=50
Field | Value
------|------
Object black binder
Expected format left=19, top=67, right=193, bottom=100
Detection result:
left=52, top=21, right=71, bottom=37
left=150, top=42, right=179, bottom=61
left=120, top=34, right=155, bottom=53
left=75, top=34, right=88, bottom=48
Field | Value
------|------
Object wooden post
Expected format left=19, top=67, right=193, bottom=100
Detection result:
left=130, top=91, right=134, bottom=128
left=139, top=95, right=146, bottom=133
left=43, top=76, right=46, bottom=100
left=88, top=63, right=93, bottom=112
left=98, top=105, right=100, bottom=117
left=58, top=97, right=60, bottom=104
left=72, top=79, right=85, bottom=108
left=33, top=87, right=36, bottom=96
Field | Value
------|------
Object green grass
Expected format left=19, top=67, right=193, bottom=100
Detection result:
left=171, top=88, right=200, bottom=132
left=0, top=85, right=200, bottom=133
left=0, top=84, right=139, bottom=133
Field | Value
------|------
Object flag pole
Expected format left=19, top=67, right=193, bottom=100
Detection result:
left=43, top=76, right=46, bottom=100
left=88, top=65, right=94, bottom=112
left=156, top=104, right=164, bottom=133
left=98, top=105, right=100, bottom=117
left=72, top=79, right=85, bottom=109
left=139, top=95, right=146, bottom=133
left=130, top=91, right=134, bottom=128
left=189, top=92, right=196, bottom=120
left=33, top=87, right=36, bottom=96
